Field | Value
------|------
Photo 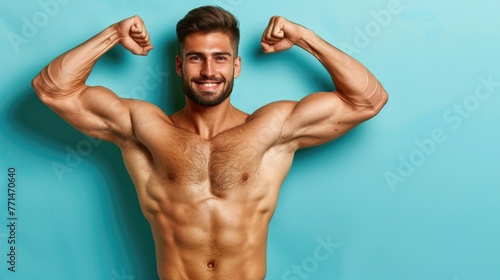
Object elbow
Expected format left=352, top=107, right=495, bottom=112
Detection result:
left=31, top=67, right=77, bottom=102
left=31, top=70, right=57, bottom=106
left=375, top=86, right=389, bottom=113
left=31, top=72, right=43, bottom=95
left=363, top=84, right=388, bottom=120
left=31, top=72, right=48, bottom=101
left=31, top=68, right=64, bottom=106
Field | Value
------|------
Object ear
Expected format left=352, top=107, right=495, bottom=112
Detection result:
left=233, top=56, right=242, bottom=79
left=175, top=55, right=183, bottom=77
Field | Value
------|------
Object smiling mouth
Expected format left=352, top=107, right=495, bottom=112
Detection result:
left=195, top=80, right=223, bottom=90
left=197, top=82, right=220, bottom=87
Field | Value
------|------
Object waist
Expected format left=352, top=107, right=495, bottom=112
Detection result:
left=155, top=242, right=268, bottom=280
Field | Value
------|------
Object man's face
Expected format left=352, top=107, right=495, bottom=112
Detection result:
left=176, top=32, right=241, bottom=107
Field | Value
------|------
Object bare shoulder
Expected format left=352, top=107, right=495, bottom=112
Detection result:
left=117, top=99, right=174, bottom=146
left=247, top=100, right=297, bottom=123
left=242, top=100, right=298, bottom=150
left=124, top=99, right=172, bottom=123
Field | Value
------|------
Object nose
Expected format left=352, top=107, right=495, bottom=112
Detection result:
left=200, top=59, right=215, bottom=78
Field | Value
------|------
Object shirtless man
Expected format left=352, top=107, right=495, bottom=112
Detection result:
left=32, top=5, right=387, bottom=280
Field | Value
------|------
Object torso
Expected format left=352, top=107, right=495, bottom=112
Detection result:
left=119, top=100, right=296, bottom=280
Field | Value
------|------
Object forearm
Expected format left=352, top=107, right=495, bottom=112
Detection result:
left=295, top=27, right=387, bottom=108
left=34, top=25, right=119, bottom=96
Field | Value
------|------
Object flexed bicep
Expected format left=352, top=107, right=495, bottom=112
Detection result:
left=280, top=91, right=374, bottom=149
left=34, top=80, right=133, bottom=142
left=261, top=16, right=388, bottom=150
left=32, top=15, right=155, bottom=143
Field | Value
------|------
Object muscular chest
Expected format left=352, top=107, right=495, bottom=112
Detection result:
left=154, top=130, right=263, bottom=192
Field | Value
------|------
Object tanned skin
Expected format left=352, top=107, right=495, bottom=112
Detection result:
left=32, top=14, right=387, bottom=280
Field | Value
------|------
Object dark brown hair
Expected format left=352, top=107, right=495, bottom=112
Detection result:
left=176, top=6, right=240, bottom=55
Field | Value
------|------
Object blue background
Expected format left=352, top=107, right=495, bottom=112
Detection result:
left=1, top=0, right=499, bottom=279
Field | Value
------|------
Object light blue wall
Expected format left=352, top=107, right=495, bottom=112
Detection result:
left=1, top=0, right=499, bottom=279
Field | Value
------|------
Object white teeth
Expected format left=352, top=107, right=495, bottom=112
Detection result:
left=200, top=83, right=217, bottom=87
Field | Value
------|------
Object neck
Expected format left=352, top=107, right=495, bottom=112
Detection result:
left=177, top=97, right=244, bottom=139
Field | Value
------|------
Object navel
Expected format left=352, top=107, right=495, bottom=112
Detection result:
left=206, top=260, right=216, bottom=270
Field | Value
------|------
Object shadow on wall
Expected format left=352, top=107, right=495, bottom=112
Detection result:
left=7, top=58, right=160, bottom=279
left=251, top=37, right=335, bottom=92
left=160, top=35, right=185, bottom=114
left=88, top=34, right=185, bottom=115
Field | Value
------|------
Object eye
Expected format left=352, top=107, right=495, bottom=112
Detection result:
left=189, top=55, right=202, bottom=62
left=215, top=56, right=228, bottom=62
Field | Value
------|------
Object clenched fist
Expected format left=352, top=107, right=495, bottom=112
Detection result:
left=261, top=16, right=303, bottom=53
left=114, top=15, right=154, bottom=56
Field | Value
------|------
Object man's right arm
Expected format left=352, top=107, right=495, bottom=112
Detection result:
left=31, top=16, right=154, bottom=143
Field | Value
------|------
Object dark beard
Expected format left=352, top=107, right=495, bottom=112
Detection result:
left=182, top=77, right=234, bottom=107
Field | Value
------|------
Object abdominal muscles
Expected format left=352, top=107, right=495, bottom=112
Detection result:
left=144, top=180, right=272, bottom=280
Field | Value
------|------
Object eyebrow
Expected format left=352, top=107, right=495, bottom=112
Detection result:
left=185, top=51, right=233, bottom=57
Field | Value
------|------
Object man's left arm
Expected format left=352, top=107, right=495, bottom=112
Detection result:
left=261, top=16, right=388, bottom=149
